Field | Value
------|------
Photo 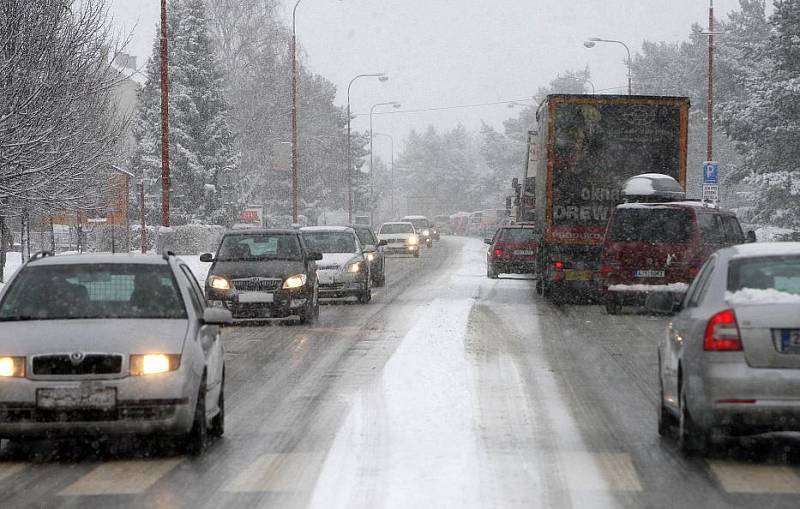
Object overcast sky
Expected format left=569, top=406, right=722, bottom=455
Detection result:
left=109, top=0, right=748, bottom=158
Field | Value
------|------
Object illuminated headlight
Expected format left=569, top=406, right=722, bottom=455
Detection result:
left=408, top=235, right=419, bottom=245
left=130, top=354, right=181, bottom=376
left=283, top=274, right=307, bottom=289
left=208, top=275, right=231, bottom=290
left=367, top=253, right=375, bottom=262
left=422, top=229, right=430, bottom=236
left=346, top=261, right=362, bottom=273
left=0, top=356, right=25, bottom=377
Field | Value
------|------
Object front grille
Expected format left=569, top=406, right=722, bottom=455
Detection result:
left=320, top=282, right=347, bottom=291
left=33, top=355, right=122, bottom=376
left=232, top=278, right=281, bottom=292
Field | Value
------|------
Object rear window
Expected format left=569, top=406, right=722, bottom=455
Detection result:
left=607, top=208, right=694, bottom=243
left=0, top=264, right=186, bottom=321
left=499, top=228, right=536, bottom=242
left=728, top=256, right=800, bottom=295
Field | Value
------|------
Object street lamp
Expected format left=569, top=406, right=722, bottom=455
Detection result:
left=372, top=132, right=394, bottom=218
left=347, top=72, right=388, bottom=223
left=369, top=101, right=401, bottom=214
left=584, top=37, right=632, bottom=95
left=159, top=0, right=170, bottom=226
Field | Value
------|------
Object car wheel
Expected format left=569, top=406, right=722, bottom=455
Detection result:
left=299, top=286, right=319, bottom=324
left=678, top=376, right=709, bottom=455
left=413, top=250, right=420, bottom=258
left=210, top=374, right=225, bottom=439
left=374, top=272, right=386, bottom=287
left=183, top=376, right=209, bottom=456
left=487, top=264, right=498, bottom=279
left=657, top=356, right=676, bottom=437
left=359, top=279, right=372, bottom=304
left=605, top=296, right=622, bottom=315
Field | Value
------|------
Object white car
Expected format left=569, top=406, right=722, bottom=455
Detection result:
left=300, top=226, right=374, bottom=303
left=0, top=252, right=231, bottom=455
left=377, top=222, right=420, bottom=257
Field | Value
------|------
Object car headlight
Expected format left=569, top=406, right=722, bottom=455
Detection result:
left=346, top=261, right=362, bottom=273
left=0, top=356, right=25, bottom=377
left=283, top=274, right=307, bottom=289
left=208, top=275, right=231, bottom=290
left=408, top=235, right=418, bottom=245
left=130, top=354, right=181, bottom=375
left=422, top=229, right=430, bottom=236
left=367, top=253, right=375, bottom=262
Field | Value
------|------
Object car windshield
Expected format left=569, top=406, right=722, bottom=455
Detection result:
left=217, top=234, right=301, bottom=261
left=607, top=208, right=694, bottom=243
left=302, top=231, right=357, bottom=253
left=728, top=256, right=800, bottom=296
left=499, top=228, right=536, bottom=242
left=404, top=219, right=429, bottom=229
left=0, top=264, right=186, bottom=320
left=380, top=223, right=414, bottom=234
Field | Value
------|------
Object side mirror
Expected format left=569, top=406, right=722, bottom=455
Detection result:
left=378, top=239, right=388, bottom=247
left=203, top=307, right=233, bottom=325
left=645, top=292, right=680, bottom=315
left=200, top=253, right=214, bottom=263
left=746, top=230, right=757, bottom=243
left=307, top=251, right=323, bottom=261
left=483, top=238, right=492, bottom=245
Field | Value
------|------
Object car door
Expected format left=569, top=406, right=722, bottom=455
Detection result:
left=180, top=265, right=224, bottom=409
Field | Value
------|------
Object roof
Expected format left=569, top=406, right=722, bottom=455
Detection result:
left=616, top=201, right=734, bottom=212
left=500, top=223, right=536, bottom=229
left=27, top=253, right=168, bottom=266
left=223, top=228, right=298, bottom=235
left=300, top=226, right=355, bottom=233
left=381, top=221, right=413, bottom=225
left=400, top=215, right=429, bottom=220
left=728, top=242, right=800, bottom=259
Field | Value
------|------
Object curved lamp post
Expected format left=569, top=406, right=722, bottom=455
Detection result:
left=584, top=37, right=632, bottom=95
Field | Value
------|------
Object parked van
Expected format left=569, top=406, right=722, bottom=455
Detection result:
left=599, top=201, right=749, bottom=314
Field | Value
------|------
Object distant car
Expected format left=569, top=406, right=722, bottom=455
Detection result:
left=434, top=215, right=451, bottom=235
left=377, top=222, right=420, bottom=257
left=651, top=242, right=800, bottom=454
left=301, top=226, right=373, bottom=303
left=350, top=224, right=387, bottom=287
left=484, top=224, right=538, bottom=278
left=600, top=201, right=750, bottom=314
left=202, top=229, right=321, bottom=323
left=400, top=215, right=433, bottom=247
left=0, top=252, right=232, bottom=455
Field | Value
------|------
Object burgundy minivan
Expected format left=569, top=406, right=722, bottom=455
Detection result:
left=599, top=202, right=746, bottom=314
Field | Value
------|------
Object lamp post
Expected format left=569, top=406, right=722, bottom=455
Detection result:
left=368, top=102, right=400, bottom=214
left=290, top=0, right=302, bottom=223
left=584, top=37, right=632, bottom=95
left=159, top=0, right=170, bottom=226
left=347, top=73, right=388, bottom=223
left=372, top=132, right=394, bottom=218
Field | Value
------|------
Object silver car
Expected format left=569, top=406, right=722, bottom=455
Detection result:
left=652, top=242, right=800, bottom=454
left=0, top=252, right=231, bottom=455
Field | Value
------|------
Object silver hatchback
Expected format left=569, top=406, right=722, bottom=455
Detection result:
left=653, top=242, right=800, bottom=454
left=0, top=252, right=231, bottom=455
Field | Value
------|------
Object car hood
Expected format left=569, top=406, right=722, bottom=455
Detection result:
left=317, top=253, right=359, bottom=271
left=210, top=259, right=306, bottom=280
left=0, top=319, right=189, bottom=356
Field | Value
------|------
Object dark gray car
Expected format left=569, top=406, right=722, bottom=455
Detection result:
left=351, top=225, right=386, bottom=287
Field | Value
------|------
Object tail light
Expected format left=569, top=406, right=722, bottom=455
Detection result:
left=704, top=309, right=742, bottom=351
left=599, top=264, right=612, bottom=277
left=553, top=261, right=564, bottom=270
left=493, top=242, right=504, bottom=257
left=494, top=248, right=504, bottom=257
left=687, top=266, right=701, bottom=278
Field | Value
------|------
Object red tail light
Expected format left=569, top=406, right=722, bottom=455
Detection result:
left=494, top=249, right=504, bottom=257
left=553, top=261, right=564, bottom=270
left=704, top=309, right=742, bottom=351
left=688, top=266, right=700, bottom=277
left=599, top=264, right=612, bottom=277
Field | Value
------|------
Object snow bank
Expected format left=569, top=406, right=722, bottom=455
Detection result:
left=754, top=226, right=798, bottom=242
left=608, top=283, right=689, bottom=293
left=0, top=252, right=23, bottom=290
left=726, top=288, right=800, bottom=305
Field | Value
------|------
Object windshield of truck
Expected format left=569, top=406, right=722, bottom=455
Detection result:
left=608, top=208, right=693, bottom=243
left=380, top=223, right=414, bottom=235
left=218, top=234, right=302, bottom=261
left=302, top=231, right=357, bottom=253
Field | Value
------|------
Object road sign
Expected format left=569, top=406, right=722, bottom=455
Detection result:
left=702, top=184, right=719, bottom=206
left=703, top=161, right=719, bottom=185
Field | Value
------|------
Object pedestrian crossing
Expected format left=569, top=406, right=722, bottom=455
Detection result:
left=2, top=451, right=800, bottom=498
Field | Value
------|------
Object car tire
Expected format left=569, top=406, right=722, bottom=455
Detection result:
left=605, top=297, right=622, bottom=315
left=657, top=356, right=676, bottom=437
left=183, top=376, right=209, bottom=456
left=413, top=250, right=420, bottom=258
left=299, top=286, right=319, bottom=324
left=359, top=279, right=372, bottom=304
left=210, top=374, right=225, bottom=439
left=487, top=264, right=498, bottom=279
left=678, top=377, right=710, bottom=455
left=374, top=273, right=386, bottom=287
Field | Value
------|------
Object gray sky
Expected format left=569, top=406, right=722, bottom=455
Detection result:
left=109, top=0, right=747, bottom=159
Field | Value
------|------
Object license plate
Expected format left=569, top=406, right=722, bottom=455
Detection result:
left=780, top=329, right=800, bottom=351
left=635, top=270, right=665, bottom=278
left=565, top=270, right=592, bottom=281
left=514, top=250, right=534, bottom=255
left=238, top=292, right=274, bottom=303
left=37, top=386, right=116, bottom=410
left=318, top=273, right=335, bottom=285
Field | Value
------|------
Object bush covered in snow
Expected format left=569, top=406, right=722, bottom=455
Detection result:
left=155, top=225, right=226, bottom=255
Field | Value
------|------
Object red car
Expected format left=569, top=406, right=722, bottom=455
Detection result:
left=485, top=224, right=538, bottom=278
left=599, top=202, right=748, bottom=314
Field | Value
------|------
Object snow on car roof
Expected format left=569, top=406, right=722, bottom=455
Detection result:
left=729, top=242, right=800, bottom=259
left=617, top=201, right=712, bottom=210
left=622, top=173, right=685, bottom=198
left=300, top=225, right=354, bottom=233
left=401, top=215, right=429, bottom=219
left=381, top=222, right=413, bottom=225
left=27, top=254, right=169, bottom=266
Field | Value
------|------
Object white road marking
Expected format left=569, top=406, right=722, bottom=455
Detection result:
left=562, top=452, right=643, bottom=492
left=59, top=458, right=181, bottom=496
left=708, top=460, right=800, bottom=494
left=223, top=453, right=324, bottom=493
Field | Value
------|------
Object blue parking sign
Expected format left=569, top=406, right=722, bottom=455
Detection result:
left=703, top=161, right=719, bottom=185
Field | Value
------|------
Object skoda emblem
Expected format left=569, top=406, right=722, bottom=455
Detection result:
left=69, top=352, right=85, bottom=366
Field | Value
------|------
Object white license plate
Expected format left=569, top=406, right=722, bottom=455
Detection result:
left=635, top=270, right=665, bottom=278
left=238, top=292, right=274, bottom=303
left=514, top=250, right=534, bottom=255
left=37, top=386, right=116, bottom=410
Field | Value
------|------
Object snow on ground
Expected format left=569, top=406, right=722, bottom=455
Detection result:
left=0, top=252, right=23, bottom=290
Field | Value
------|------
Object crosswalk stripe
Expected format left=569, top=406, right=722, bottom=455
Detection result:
left=562, top=452, right=643, bottom=492
left=0, top=463, right=27, bottom=482
left=708, top=460, right=800, bottom=494
left=59, top=458, right=181, bottom=496
left=222, top=453, right=324, bottom=493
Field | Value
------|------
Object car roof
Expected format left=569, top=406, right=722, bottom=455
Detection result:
left=300, top=225, right=355, bottom=233
left=401, top=215, right=428, bottom=219
left=500, top=224, right=536, bottom=229
left=223, top=228, right=298, bottom=235
left=616, top=201, right=736, bottom=214
left=25, top=253, right=170, bottom=267
left=381, top=221, right=413, bottom=226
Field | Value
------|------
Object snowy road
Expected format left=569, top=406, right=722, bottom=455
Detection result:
left=4, top=237, right=800, bottom=508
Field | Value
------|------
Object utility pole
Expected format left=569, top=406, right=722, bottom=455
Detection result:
left=707, top=0, right=714, bottom=161
left=159, top=0, right=170, bottom=227
left=291, top=0, right=302, bottom=223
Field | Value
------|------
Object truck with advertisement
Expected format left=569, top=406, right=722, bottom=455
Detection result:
left=526, top=94, right=690, bottom=302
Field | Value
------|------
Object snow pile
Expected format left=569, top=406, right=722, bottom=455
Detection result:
left=754, top=226, right=798, bottom=242
left=156, top=225, right=226, bottom=255
left=0, top=252, right=23, bottom=290
left=608, top=283, right=689, bottom=293
left=726, top=288, right=800, bottom=305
